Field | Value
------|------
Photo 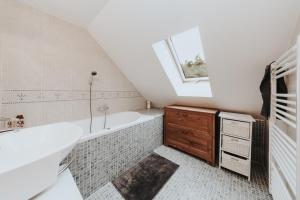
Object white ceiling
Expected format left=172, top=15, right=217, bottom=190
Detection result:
left=17, top=0, right=110, bottom=27
left=88, top=0, right=299, bottom=113
left=16, top=0, right=300, bottom=113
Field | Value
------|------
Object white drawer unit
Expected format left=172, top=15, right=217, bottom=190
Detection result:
left=222, top=119, right=250, bottom=139
left=221, top=152, right=250, bottom=176
left=222, top=135, right=250, bottom=157
left=219, top=112, right=255, bottom=181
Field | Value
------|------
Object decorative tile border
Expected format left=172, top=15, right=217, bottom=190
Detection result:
left=2, top=90, right=142, bottom=104
left=63, top=116, right=163, bottom=199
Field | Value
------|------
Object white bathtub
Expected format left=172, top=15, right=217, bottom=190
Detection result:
left=73, top=111, right=158, bottom=143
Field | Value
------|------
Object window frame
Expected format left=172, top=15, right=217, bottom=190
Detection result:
left=166, top=37, right=209, bottom=83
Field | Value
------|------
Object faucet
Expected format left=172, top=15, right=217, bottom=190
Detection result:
left=97, top=104, right=109, bottom=129
left=97, top=104, right=109, bottom=112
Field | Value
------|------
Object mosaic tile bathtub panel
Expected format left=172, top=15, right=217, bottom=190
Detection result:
left=66, top=116, right=163, bottom=198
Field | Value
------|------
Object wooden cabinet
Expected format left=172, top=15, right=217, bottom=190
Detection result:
left=164, top=105, right=218, bottom=166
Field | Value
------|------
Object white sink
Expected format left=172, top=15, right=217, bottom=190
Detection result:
left=0, top=122, right=83, bottom=200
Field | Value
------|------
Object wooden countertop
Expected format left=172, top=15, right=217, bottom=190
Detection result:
left=165, top=105, right=218, bottom=114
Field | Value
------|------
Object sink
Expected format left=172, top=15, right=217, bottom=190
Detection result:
left=0, top=122, right=83, bottom=200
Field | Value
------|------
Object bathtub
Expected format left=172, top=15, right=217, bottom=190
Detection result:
left=67, top=109, right=163, bottom=198
left=73, top=111, right=157, bottom=143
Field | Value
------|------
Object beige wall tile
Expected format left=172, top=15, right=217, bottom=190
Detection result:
left=2, top=103, right=44, bottom=127
left=0, top=1, right=145, bottom=127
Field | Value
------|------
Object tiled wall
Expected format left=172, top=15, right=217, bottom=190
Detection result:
left=64, top=116, right=163, bottom=199
left=0, top=0, right=145, bottom=128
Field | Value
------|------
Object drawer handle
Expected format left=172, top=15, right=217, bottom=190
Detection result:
left=230, top=157, right=240, bottom=162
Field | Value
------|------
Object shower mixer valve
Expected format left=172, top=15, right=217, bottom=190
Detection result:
left=97, top=104, right=109, bottom=112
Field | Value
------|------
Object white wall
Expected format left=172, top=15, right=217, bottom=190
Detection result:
left=0, top=0, right=145, bottom=128
left=290, top=1, right=300, bottom=45
left=294, top=13, right=300, bottom=41
left=1, top=0, right=298, bottom=117
left=89, top=0, right=299, bottom=114
left=16, top=0, right=110, bottom=27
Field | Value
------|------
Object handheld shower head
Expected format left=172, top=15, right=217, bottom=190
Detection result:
left=89, top=71, right=98, bottom=133
left=89, top=71, right=98, bottom=86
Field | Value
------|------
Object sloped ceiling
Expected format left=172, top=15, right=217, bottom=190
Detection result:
left=88, top=0, right=299, bottom=113
left=291, top=1, right=300, bottom=44
left=17, top=0, right=110, bottom=27
left=17, top=0, right=300, bottom=113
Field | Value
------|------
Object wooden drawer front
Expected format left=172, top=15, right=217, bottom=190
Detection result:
left=166, top=110, right=212, bottom=134
left=165, top=124, right=212, bottom=161
left=222, top=135, right=250, bottom=157
left=221, top=152, right=250, bottom=176
left=222, top=119, right=250, bottom=139
left=167, top=123, right=210, bottom=138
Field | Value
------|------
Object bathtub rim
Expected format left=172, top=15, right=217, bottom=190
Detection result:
left=77, top=111, right=163, bottom=143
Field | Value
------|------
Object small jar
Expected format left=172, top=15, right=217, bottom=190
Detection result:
left=6, top=118, right=17, bottom=129
left=146, top=100, right=151, bottom=109
left=16, top=115, right=25, bottom=128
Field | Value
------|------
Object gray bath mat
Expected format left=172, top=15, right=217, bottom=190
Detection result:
left=112, top=153, right=179, bottom=200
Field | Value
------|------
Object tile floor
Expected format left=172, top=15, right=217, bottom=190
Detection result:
left=87, top=146, right=272, bottom=200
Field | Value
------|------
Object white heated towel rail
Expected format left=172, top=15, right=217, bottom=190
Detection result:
left=269, top=36, right=299, bottom=200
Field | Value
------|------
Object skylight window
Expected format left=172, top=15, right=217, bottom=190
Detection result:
left=167, top=27, right=208, bottom=82
left=152, top=26, right=212, bottom=97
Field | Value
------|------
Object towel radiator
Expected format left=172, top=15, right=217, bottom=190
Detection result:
left=269, top=36, right=299, bottom=200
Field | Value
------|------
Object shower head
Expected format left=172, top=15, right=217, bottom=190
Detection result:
left=89, top=71, right=98, bottom=86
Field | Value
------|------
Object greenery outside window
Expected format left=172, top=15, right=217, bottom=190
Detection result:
left=167, top=27, right=208, bottom=82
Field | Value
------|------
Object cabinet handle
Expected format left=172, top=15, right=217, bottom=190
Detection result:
left=230, top=157, right=240, bottom=162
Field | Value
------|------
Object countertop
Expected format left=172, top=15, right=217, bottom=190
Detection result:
left=137, top=108, right=164, bottom=117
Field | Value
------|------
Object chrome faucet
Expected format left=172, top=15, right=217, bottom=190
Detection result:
left=97, top=104, right=109, bottom=112
left=0, top=129, right=16, bottom=134
left=97, top=104, right=109, bottom=129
